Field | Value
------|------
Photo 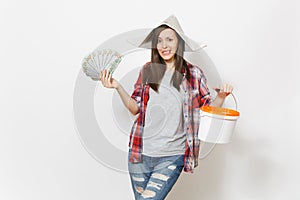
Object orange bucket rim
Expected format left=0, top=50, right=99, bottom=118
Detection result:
left=200, top=105, right=240, bottom=117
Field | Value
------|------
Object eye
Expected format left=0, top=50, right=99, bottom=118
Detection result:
left=158, top=38, right=162, bottom=43
left=167, top=38, right=173, bottom=42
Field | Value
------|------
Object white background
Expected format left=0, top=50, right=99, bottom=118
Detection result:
left=1, top=0, right=300, bottom=199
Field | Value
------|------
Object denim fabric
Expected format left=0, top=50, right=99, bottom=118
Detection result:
left=128, top=153, right=184, bottom=200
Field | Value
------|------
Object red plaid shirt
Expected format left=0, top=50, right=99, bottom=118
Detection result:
left=128, top=62, right=211, bottom=173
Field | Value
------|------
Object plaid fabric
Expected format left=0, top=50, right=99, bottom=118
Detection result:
left=129, top=63, right=211, bottom=173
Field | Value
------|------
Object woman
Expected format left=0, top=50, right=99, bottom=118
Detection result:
left=100, top=15, right=233, bottom=200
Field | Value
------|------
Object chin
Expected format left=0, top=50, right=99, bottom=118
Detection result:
left=160, top=55, right=175, bottom=62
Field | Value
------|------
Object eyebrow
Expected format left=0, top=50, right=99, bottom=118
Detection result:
left=158, top=36, right=174, bottom=40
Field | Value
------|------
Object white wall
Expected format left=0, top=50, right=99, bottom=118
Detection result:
left=1, top=0, right=299, bottom=199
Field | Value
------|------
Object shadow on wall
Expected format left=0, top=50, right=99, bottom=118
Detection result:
left=166, top=129, right=278, bottom=200
left=167, top=142, right=228, bottom=200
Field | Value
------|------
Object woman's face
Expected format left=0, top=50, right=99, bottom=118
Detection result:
left=157, top=28, right=179, bottom=63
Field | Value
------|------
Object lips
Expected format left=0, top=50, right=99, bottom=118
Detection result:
left=161, top=50, right=171, bottom=56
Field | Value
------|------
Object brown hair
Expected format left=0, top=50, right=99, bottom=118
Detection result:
left=141, top=25, right=190, bottom=92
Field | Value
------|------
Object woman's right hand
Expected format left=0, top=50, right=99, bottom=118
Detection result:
left=99, top=69, right=120, bottom=89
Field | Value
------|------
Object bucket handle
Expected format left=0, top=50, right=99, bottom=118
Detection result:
left=214, top=88, right=238, bottom=111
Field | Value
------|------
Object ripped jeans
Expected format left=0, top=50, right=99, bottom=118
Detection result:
left=128, top=154, right=184, bottom=200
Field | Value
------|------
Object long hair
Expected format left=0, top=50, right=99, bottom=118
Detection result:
left=141, top=25, right=190, bottom=92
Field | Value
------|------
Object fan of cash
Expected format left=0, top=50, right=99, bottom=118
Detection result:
left=82, top=49, right=122, bottom=81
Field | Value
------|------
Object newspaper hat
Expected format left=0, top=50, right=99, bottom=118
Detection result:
left=130, top=15, right=207, bottom=52
left=126, top=15, right=221, bottom=89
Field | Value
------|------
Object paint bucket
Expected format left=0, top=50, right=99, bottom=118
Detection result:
left=198, top=93, right=240, bottom=144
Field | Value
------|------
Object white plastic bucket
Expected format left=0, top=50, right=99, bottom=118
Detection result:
left=198, top=93, right=240, bottom=144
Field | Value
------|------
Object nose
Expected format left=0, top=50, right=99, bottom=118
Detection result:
left=162, top=41, right=167, bottom=48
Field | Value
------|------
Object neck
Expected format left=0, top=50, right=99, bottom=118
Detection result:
left=165, top=59, right=175, bottom=70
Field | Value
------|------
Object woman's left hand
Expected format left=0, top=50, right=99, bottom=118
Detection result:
left=214, top=83, right=233, bottom=99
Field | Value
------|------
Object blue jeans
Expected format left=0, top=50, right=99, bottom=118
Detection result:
left=128, top=153, right=184, bottom=200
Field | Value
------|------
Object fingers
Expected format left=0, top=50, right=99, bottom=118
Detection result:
left=215, top=83, right=233, bottom=96
left=212, top=87, right=220, bottom=93
left=99, top=69, right=111, bottom=87
left=221, top=83, right=233, bottom=94
left=99, top=70, right=103, bottom=80
left=108, top=73, right=112, bottom=84
left=105, top=69, right=110, bottom=80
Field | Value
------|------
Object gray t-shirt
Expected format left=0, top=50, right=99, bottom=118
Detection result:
left=143, top=69, right=186, bottom=157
